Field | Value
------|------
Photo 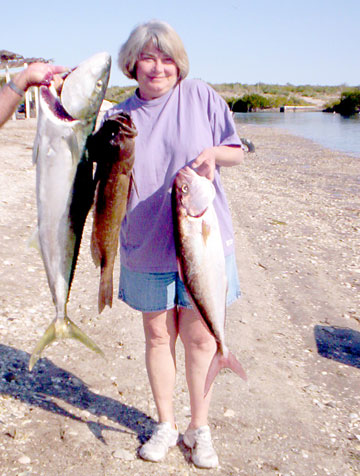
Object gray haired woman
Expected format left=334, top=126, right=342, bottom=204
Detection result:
left=105, top=20, right=244, bottom=469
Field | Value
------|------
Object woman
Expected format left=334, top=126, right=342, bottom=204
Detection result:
left=105, top=20, right=244, bottom=469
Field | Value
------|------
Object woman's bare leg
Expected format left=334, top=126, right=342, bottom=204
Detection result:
left=142, top=308, right=179, bottom=428
left=178, top=307, right=216, bottom=429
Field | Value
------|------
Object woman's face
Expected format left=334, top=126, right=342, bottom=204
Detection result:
left=136, top=42, right=179, bottom=100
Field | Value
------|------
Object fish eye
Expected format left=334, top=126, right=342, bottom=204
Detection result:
left=96, top=79, right=103, bottom=89
left=181, top=184, right=189, bottom=194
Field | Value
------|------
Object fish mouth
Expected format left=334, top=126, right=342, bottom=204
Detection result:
left=108, top=112, right=137, bottom=144
left=183, top=204, right=208, bottom=218
left=175, top=167, right=215, bottom=217
left=40, top=85, right=75, bottom=122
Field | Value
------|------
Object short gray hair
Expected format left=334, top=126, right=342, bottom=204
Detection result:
left=118, top=20, right=189, bottom=81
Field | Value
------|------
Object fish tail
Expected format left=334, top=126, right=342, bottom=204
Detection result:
left=98, top=266, right=113, bottom=314
left=29, top=316, right=104, bottom=371
left=204, top=349, right=247, bottom=397
left=29, top=320, right=56, bottom=371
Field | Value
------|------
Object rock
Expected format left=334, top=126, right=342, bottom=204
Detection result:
left=18, top=455, right=31, bottom=464
left=112, top=449, right=135, bottom=461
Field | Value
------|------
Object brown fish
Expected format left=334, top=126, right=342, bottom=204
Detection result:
left=88, top=112, right=137, bottom=313
left=172, top=167, right=246, bottom=396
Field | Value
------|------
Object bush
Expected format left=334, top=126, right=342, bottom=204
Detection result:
left=232, top=93, right=271, bottom=112
left=324, top=89, right=360, bottom=116
left=336, top=90, right=360, bottom=116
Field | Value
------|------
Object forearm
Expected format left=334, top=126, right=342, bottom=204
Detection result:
left=0, top=71, right=27, bottom=128
left=0, top=63, right=67, bottom=128
left=213, top=145, right=244, bottom=167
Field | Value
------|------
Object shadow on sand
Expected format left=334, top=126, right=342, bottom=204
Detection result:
left=0, top=344, right=155, bottom=444
left=314, top=325, right=360, bottom=369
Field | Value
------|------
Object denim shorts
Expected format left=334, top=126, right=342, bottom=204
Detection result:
left=118, top=254, right=241, bottom=312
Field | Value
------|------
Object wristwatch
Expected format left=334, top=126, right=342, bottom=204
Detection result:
left=7, top=80, right=25, bottom=97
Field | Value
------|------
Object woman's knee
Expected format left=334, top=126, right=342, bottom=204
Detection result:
left=143, top=309, right=178, bottom=347
left=178, top=310, right=216, bottom=352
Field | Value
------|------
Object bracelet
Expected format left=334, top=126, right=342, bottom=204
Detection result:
left=7, top=80, right=25, bottom=97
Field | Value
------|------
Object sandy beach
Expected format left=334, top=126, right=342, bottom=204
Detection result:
left=0, top=118, right=359, bottom=476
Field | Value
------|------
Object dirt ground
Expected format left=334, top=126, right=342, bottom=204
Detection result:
left=0, top=118, right=359, bottom=476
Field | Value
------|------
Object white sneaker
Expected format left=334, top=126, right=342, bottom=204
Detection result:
left=139, top=422, right=179, bottom=462
left=183, top=425, right=219, bottom=469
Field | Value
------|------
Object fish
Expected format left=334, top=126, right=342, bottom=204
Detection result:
left=88, top=112, right=137, bottom=313
left=29, top=52, right=111, bottom=371
left=172, top=166, right=247, bottom=396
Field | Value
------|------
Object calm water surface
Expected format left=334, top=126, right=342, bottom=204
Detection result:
left=234, top=112, right=360, bottom=157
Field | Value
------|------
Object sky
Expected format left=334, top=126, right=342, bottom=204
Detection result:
left=2, top=0, right=359, bottom=88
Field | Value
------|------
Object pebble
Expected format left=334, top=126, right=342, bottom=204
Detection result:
left=18, top=455, right=31, bottom=465
left=112, top=448, right=135, bottom=461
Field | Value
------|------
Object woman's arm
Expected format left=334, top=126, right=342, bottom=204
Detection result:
left=191, top=145, right=244, bottom=181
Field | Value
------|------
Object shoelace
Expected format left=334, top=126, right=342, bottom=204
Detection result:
left=148, top=428, right=172, bottom=446
left=194, top=431, right=213, bottom=450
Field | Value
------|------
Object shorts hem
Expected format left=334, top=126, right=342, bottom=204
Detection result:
left=176, top=303, right=193, bottom=310
left=118, top=292, right=177, bottom=313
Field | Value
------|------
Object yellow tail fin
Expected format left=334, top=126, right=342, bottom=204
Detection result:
left=29, top=316, right=104, bottom=371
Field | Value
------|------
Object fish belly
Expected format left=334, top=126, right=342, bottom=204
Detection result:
left=180, top=206, right=227, bottom=342
left=91, top=172, right=130, bottom=313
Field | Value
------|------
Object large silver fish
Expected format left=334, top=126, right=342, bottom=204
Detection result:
left=29, top=52, right=111, bottom=371
left=172, top=167, right=247, bottom=395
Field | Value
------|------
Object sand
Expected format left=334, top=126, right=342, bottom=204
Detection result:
left=0, top=118, right=359, bottom=476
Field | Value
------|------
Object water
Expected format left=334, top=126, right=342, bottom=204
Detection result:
left=234, top=112, right=360, bottom=157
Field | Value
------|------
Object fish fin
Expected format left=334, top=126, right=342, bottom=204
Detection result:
left=27, top=228, right=40, bottom=252
left=98, top=267, right=113, bottom=314
left=204, top=349, right=247, bottom=397
left=32, top=130, right=40, bottom=165
left=90, top=181, right=102, bottom=267
left=29, top=316, right=104, bottom=371
left=29, top=320, right=57, bottom=371
left=129, top=170, right=139, bottom=199
left=201, top=220, right=211, bottom=245
left=90, top=237, right=101, bottom=267
left=176, top=258, right=184, bottom=282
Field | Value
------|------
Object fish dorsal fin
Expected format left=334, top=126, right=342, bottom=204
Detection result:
left=32, top=130, right=40, bottom=165
left=129, top=170, right=139, bottom=199
left=202, top=220, right=211, bottom=245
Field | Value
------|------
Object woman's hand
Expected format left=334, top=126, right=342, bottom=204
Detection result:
left=191, top=145, right=244, bottom=181
left=191, top=148, right=216, bottom=181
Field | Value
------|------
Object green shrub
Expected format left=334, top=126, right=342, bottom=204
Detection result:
left=232, top=93, right=271, bottom=112
left=336, top=90, right=360, bottom=115
left=325, top=89, right=360, bottom=115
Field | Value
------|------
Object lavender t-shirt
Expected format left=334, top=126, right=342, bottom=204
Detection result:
left=104, top=79, right=242, bottom=272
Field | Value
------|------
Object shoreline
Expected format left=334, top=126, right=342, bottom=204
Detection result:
left=234, top=112, right=360, bottom=159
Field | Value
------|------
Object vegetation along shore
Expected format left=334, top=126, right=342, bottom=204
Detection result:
left=105, top=82, right=360, bottom=115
